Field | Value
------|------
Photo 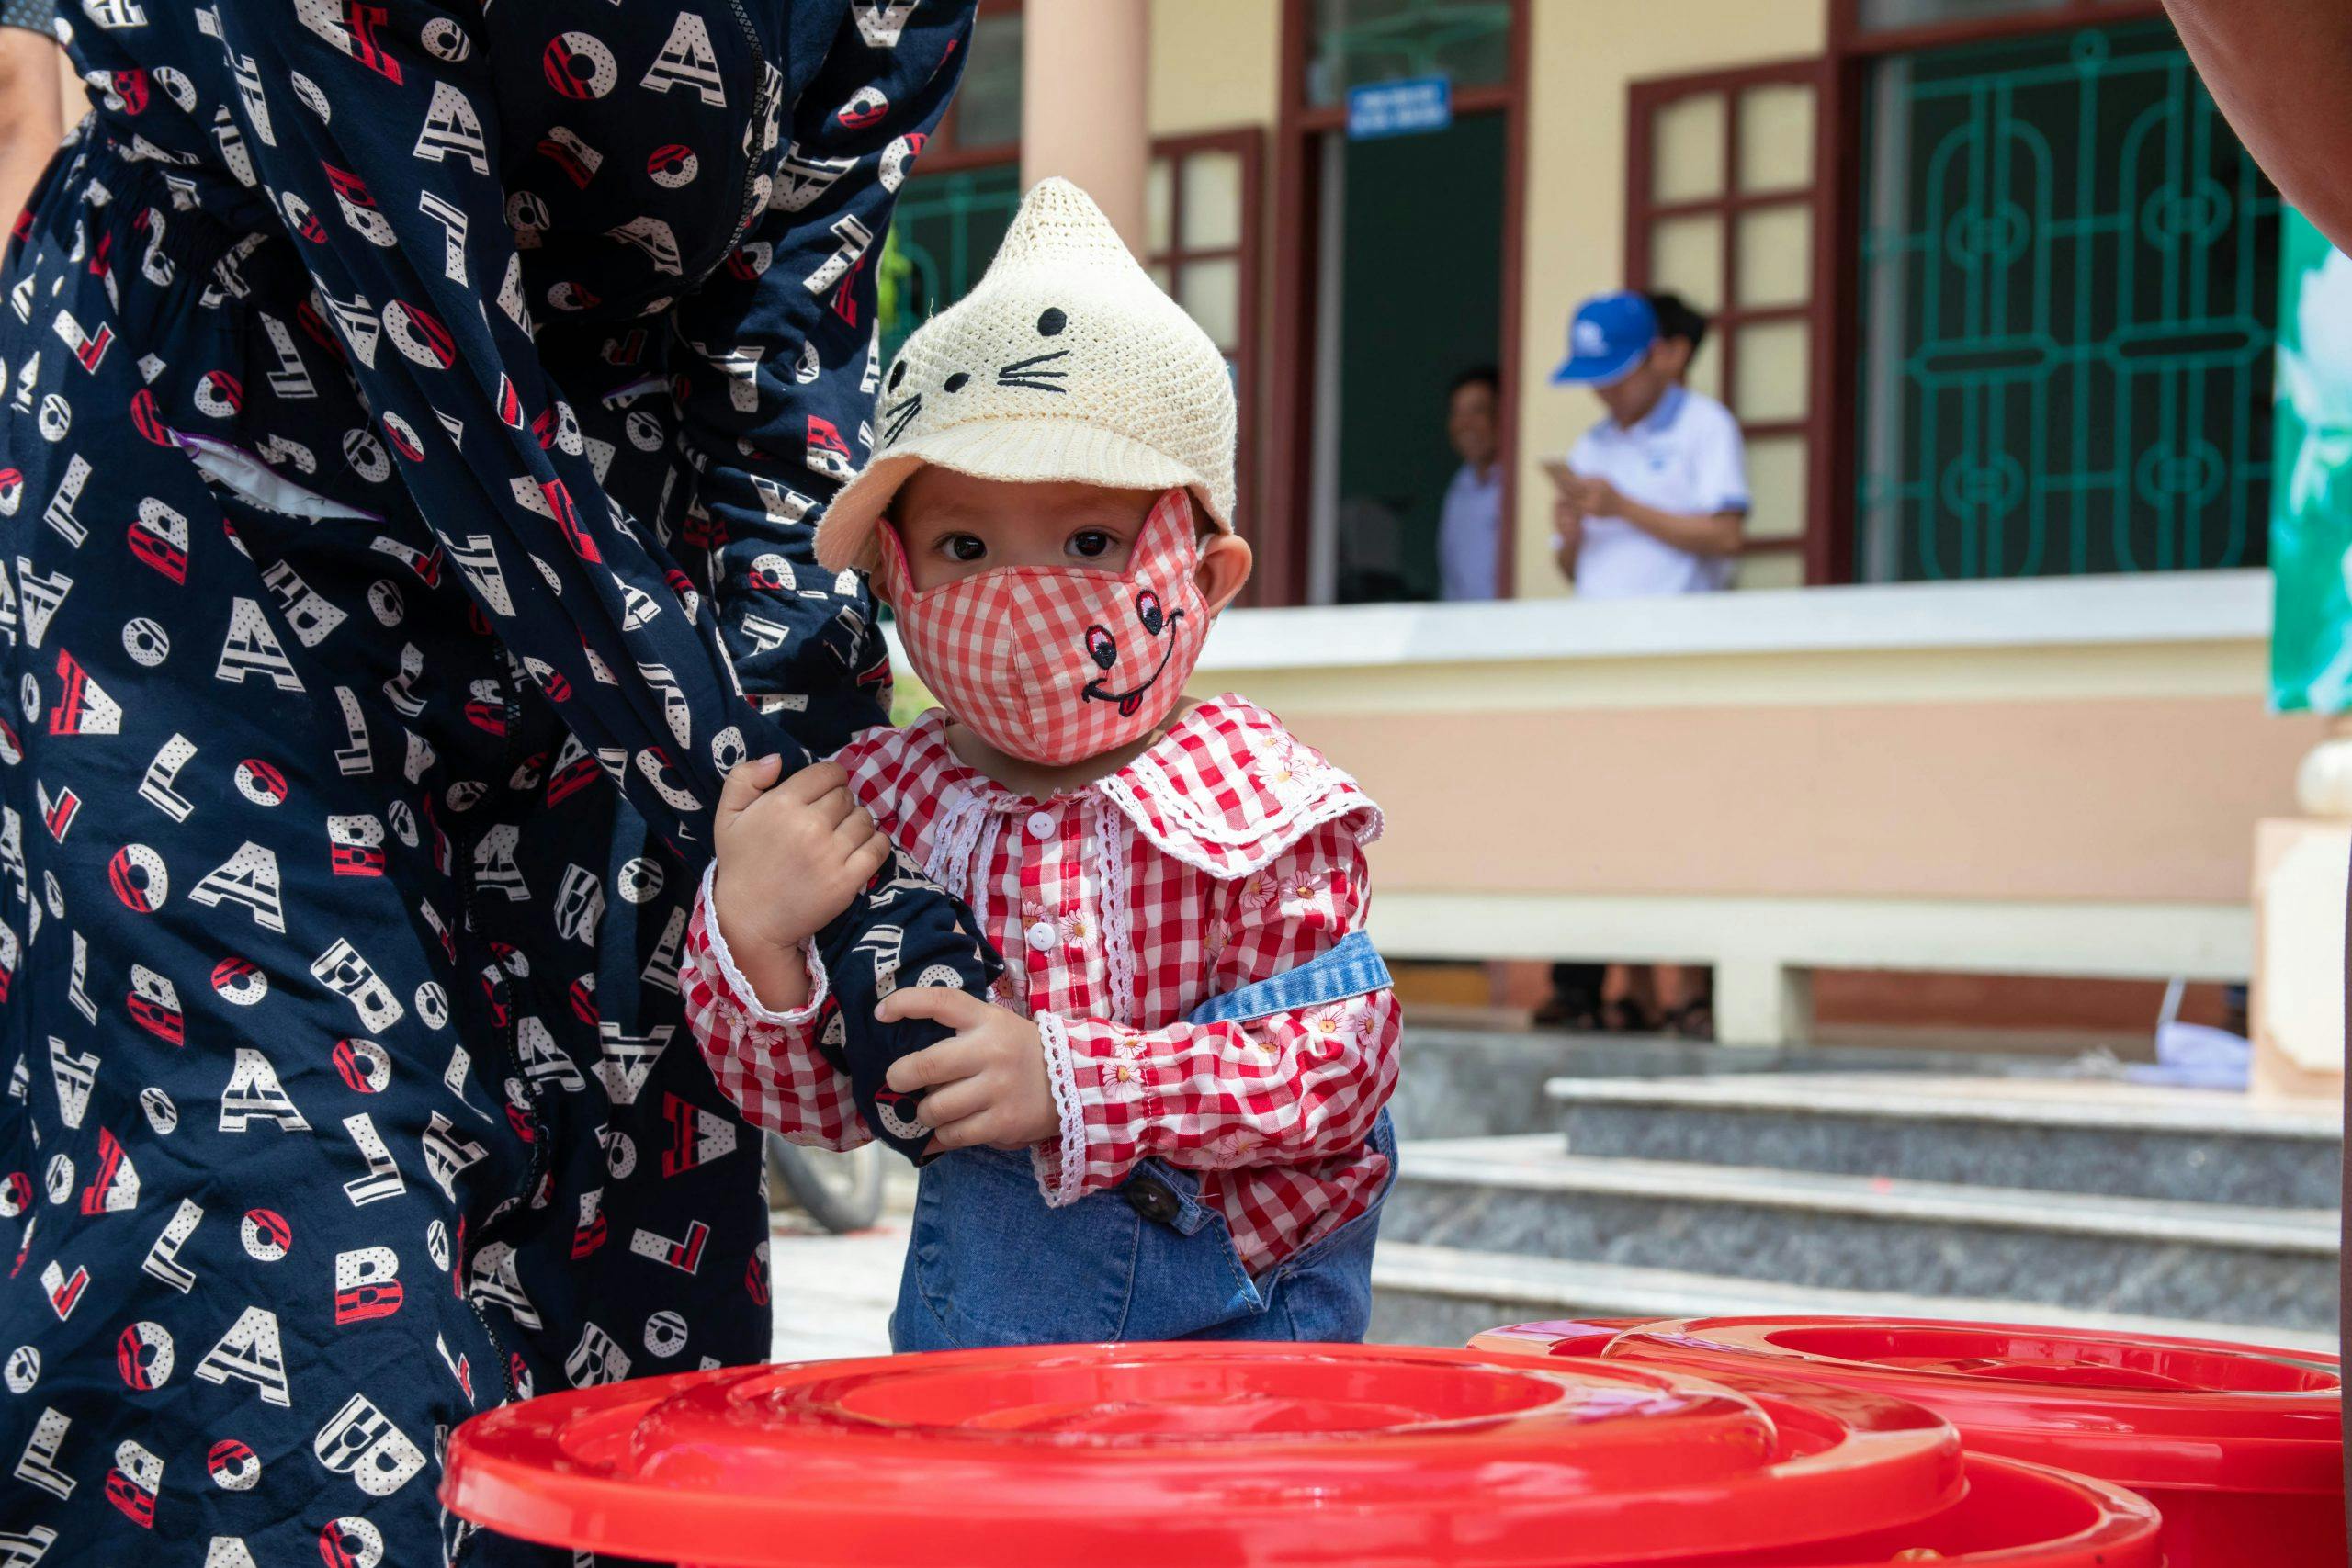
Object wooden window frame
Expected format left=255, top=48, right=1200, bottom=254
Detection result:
left=1626, top=58, right=1831, bottom=580
left=1621, top=0, right=2179, bottom=584
left=1263, top=0, right=1531, bottom=607
left=1149, top=129, right=1267, bottom=552
left=1827, top=0, right=2165, bottom=57
left=922, top=0, right=1024, bottom=175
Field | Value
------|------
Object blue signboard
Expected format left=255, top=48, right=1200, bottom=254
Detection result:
left=1347, top=76, right=1453, bottom=141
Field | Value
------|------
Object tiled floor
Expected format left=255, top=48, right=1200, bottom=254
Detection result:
left=764, top=1179, right=915, bottom=1362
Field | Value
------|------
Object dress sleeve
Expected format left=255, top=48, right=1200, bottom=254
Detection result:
left=669, top=3, right=971, bottom=754
left=222, top=6, right=1001, bottom=1157
left=681, top=867, right=865, bottom=1150
left=226, top=6, right=789, bottom=854
left=1030, top=821, right=1402, bottom=1205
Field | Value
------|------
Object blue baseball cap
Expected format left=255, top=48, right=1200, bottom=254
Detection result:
left=1551, top=291, right=1658, bottom=386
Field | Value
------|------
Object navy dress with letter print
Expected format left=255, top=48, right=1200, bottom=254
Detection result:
left=0, top=3, right=988, bottom=1563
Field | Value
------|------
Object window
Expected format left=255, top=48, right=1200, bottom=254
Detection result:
left=876, top=166, right=1024, bottom=367
left=1147, top=132, right=1264, bottom=515
left=1306, top=0, right=1511, bottom=107
left=1627, top=62, right=1827, bottom=591
left=1852, top=0, right=2144, bottom=35
left=872, top=1, right=1025, bottom=370
left=947, top=6, right=1023, bottom=152
left=1852, top=20, right=2279, bottom=581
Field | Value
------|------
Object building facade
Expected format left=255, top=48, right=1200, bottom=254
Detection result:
left=888, top=0, right=2279, bottom=610
left=873, top=0, right=2310, bottom=1048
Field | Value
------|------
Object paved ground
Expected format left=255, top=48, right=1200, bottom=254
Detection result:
left=764, top=1171, right=915, bottom=1363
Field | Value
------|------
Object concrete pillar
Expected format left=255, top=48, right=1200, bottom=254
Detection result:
left=1713, top=958, right=1813, bottom=1049
left=1020, top=0, right=1150, bottom=255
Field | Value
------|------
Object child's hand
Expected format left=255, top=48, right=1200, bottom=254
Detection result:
left=713, top=756, right=893, bottom=961
left=876, top=989, right=1058, bottom=1152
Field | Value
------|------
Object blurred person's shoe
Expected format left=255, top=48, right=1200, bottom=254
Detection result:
left=1663, top=1000, right=1714, bottom=1041
left=1601, top=998, right=1658, bottom=1034
left=1532, top=992, right=1601, bottom=1032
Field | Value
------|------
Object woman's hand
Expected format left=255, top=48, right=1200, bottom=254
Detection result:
left=712, top=757, right=892, bottom=1009
left=876, top=988, right=1059, bottom=1152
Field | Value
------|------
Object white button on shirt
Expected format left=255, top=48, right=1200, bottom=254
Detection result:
left=1566, top=384, right=1749, bottom=600
left=1025, top=810, right=1056, bottom=840
left=1024, top=919, right=1057, bottom=952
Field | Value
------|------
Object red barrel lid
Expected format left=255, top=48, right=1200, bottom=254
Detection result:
left=442, top=1343, right=1964, bottom=1567
left=1492, top=1316, right=2342, bottom=1495
left=1629, top=1453, right=2161, bottom=1568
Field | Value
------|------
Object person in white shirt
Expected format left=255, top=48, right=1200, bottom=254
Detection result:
left=1542, top=290, right=1746, bottom=1037
left=1549, top=290, right=1748, bottom=600
left=1437, top=366, right=1503, bottom=601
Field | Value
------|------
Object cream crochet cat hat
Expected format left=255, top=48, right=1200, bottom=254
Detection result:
left=813, top=177, right=1238, bottom=574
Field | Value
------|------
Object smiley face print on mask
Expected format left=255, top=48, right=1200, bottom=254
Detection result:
left=878, top=488, right=1209, bottom=768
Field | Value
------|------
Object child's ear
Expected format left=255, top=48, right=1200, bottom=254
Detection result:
left=1195, top=533, right=1253, bottom=615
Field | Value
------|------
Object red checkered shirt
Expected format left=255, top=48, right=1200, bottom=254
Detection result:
left=681, top=694, right=1399, bottom=1276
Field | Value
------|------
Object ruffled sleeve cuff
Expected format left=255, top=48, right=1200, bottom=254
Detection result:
left=1028, top=1010, right=1092, bottom=1209
left=691, top=863, right=831, bottom=1029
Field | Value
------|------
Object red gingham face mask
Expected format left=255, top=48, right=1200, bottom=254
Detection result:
left=877, top=488, right=1209, bottom=768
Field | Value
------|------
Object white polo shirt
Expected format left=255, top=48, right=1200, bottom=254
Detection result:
left=1566, top=384, right=1749, bottom=599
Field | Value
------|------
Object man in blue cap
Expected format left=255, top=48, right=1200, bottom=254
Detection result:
left=1542, top=289, right=1748, bottom=1038
left=1547, top=289, right=1749, bottom=600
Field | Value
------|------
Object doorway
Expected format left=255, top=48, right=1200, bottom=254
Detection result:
left=1309, top=113, right=1508, bottom=604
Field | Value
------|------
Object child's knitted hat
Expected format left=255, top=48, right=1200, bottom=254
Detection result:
left=813, top=177, right=1238, bottom=573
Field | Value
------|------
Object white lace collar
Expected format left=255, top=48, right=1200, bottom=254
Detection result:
left=896, top=694, right=1382, bottom=880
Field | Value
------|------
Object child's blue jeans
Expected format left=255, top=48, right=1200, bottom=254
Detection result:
left=888, top=931, right=1398, bottom=1349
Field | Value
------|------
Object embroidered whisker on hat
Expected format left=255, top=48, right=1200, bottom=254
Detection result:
left=815, top=177, right=1239, bottom=574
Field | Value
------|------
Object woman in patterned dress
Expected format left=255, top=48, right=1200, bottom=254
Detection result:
left=0, top=4, right=987, bottom=1562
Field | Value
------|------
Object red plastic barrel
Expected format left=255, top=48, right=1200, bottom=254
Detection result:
left=440, top=1343, right=2158, bottom=1568
left=1473, top=1316, right=2345, bottom=1567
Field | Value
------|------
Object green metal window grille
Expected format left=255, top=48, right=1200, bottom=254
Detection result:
left=876, top=165, right=1023, bottom=371
left=1306, top=0, right=1510, bottom=107
left=1855, top=21, right=2280, bottom=582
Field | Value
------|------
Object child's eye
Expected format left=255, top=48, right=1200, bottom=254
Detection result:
left=941, top=534, right=987, bottom=563
left=1068, top=530, right=1114, bottom=559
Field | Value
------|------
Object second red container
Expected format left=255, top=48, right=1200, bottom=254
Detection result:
left=1475, top=1315, right=2346, bottom=1568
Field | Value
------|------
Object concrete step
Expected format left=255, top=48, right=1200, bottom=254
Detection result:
left=1391, top=1027, right=2088, bottom=1141
left=1368, top=1242, right=2344, bottom=1355
left=1384, top=1136, right=2342, bottom=1334
left=1548, top=1073, right=2345, bottom=1208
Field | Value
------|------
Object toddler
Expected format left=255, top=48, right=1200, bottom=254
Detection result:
left=681, top=179, right=1399, bottom=1349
